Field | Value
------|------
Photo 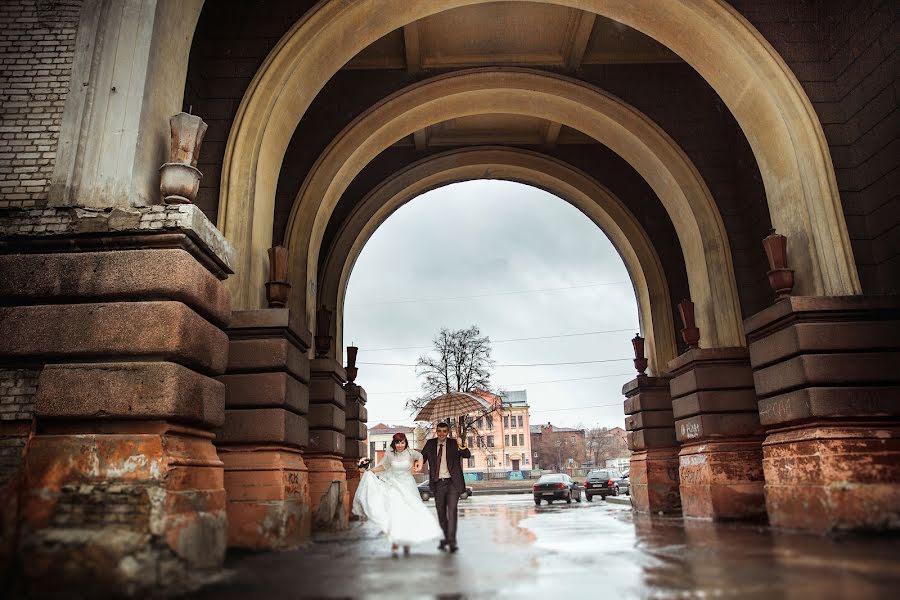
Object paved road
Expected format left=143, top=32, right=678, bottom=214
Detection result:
left=191, top=494, right=900, bottom=599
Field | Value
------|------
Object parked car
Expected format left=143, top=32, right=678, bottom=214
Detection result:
left=417, top=479, right=473, bottom=501
left=584, top=469, right=630, bottom=501
left=532, top=473, right=582, bottom=505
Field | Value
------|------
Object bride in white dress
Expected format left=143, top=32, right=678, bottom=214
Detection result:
left=352, top=432, right=444, bottom=556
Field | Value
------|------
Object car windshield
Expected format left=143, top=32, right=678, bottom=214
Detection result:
left=538, top=475, right=565, bottom=483
left=588, top=470, right=611, bottom=479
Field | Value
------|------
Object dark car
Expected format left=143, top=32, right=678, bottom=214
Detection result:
left=532, top=473, right=582, bottom=505
left=584, top=469, right=630, bottom=501
left=417, top=479, right=473, bottom=501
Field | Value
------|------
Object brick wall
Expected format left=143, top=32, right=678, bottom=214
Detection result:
left=0, top=0, right=81, bottom=209
left=733, top=0, right=900, bottom=294
left=0, top=367, right=38, bottom=486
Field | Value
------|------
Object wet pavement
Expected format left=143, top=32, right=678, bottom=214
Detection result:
left=192, top=494, right=900, bottom=599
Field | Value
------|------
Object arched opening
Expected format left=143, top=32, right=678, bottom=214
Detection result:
left=342, top=178, right=642, bottom=438
left=287, top=69, right=742, bottom=349
left=319, top=147, right=677, bottom=375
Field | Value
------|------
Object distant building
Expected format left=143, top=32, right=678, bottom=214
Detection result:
left=530, top=422, right=587, bottom=471
left=464, top=389, right=533, bottom=473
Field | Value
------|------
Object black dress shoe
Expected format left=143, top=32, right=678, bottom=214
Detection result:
left=449, top=545, right=459, bottom=553
left=438, top=540, right=448, bottom=551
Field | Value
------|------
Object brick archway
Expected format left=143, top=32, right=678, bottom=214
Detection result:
left=285, top=69, right=741, bottom=349
left=317, top=146, right=677, bottom=375
left=219, top=0, right=858, bottom=315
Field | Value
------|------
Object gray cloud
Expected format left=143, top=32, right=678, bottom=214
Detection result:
left=345, top=180, right=641, bottom=429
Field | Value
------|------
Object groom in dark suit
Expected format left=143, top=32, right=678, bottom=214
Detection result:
left=419, top=421, right=471, bottom=553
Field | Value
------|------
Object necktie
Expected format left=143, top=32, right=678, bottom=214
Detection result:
left=438, top=443, right=444, bottom=474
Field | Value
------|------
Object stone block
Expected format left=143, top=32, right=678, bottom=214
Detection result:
left=753, top=352, right=900, bottom=398
left=623, top=388, right=674, bottom=414
left=307, top=429, right=346, bottom=455
left=625, top=410, right=674, bottom=430
left=0, top=301, right=228, bottom=375
left=226, top=338, right=310, bottom=383
left=344, top=439, right=366, bottom=459
left=0, top=249, right=231, bottom=327
left=675, top=413, right=763, bottom=442
left=627, top=427, right=678, bottom=450
left=345, top=399, right=367, bottom=420
left=304, top=455, right=348, bottom=532
left=35, top=362, right=224, bottom=428
left=343, top=419, right=367, bottom=441
left=219, top=372, right=309, bottom=415
left=310, top=358, right=347, bottom=383
left=757, top=386, right=900, bottom=426
left=670, top=363, right=755, bottom=398
left=227, top=308, right=312, bottom=350
left=748, top=320, right=899, bottom=369
left=217, top=408, right=308, bottom=447
left=629, top=448, right=681, bottom=514
left=219, top=449, right=311, bottom=549
left=307, top=403, right=345, bottom=430
left=309, top=378, right=346, bottom=410
left=763, top=424, right=900, bottom=532
left=670, top=389, right=759, bottom=418
left=678, top=440, right=766, bottom=521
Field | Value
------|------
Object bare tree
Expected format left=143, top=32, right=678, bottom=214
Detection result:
left=406, top=326, right=499, bottom=438
left=585, top=426, right=630, bottom=467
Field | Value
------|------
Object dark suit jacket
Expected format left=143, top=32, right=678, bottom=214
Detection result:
left=421, top=437, right=471, bottom=493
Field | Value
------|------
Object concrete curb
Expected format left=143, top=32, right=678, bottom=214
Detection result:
left=606, top=496, right=632, bottom=506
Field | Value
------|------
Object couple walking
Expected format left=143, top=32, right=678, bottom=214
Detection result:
left=352, top=422, right=471, bottom=556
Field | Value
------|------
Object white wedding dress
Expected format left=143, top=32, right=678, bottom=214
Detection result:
left=352, top=448, right=444, bottom=546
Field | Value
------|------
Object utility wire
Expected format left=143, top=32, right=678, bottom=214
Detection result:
left=347, top=280, right=630, bottom=307
left=358, top=357, right=632, bottom=367
left=368, top=402, right=624, bottom=422
left=363, top=372, right=636, bottom=395
left=355, top=327, right=639, bottom=353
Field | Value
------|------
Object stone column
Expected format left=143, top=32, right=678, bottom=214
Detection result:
left=744, top=296, right=900, bottom=532
left=0, top=205, right=232, bottom=596
left=217, top=309, right=312, bottom=549
left=668, top=348, right=766, bottom=520
left=343, top=382, right=368, bottom=507
left=623, top=375, right=681, bottom=514
left=307, top=358, right=348, bottom=531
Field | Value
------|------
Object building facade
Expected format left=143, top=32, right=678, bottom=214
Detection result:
left=462, top=390, right=533, bottom=474
left=364, top=423, right=415, bottom=465
left=530, top=423, right=587, bottom=471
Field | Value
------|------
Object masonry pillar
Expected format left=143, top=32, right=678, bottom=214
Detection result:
left=623, top=375, right=681, bottom=514
left=343, top=385, right=368, bottom=508
left=0, top=206, right=232, bottom=596
left=217, top=309, right=312, bottom=549
left=307, top=356, right=349, bottom=531
left=669, top=348, right=766, bottom=520
left=744, top=296, right=900, bottom=532
left=341, top=346, right=368, bottom=508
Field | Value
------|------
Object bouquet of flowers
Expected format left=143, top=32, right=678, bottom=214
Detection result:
left=357, top=457, right=372, bottom=471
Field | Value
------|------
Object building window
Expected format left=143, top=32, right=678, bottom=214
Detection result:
left=525, top=457, right=529, bottom=465
left=476, top=417, right=483, bottom=429
left=571, top=436, right=576, bottom=442
left=487, top=435, right=494, bottom=448
left=504, top=416, right=509, bottom=428
left=519, top=434, right=525, bottom=446
left=518, top=415, right=523, bottom=428
left=477, top=435, right=485, bottom=448
left=487, top=456, right=495, bottom=467
left=467, top=436, right=473, bottom=448
left=486, top=416, right=493, bottom=429
left=504, top=434, right=510, bottom=446
left=467, top=456, right=475, bottom=468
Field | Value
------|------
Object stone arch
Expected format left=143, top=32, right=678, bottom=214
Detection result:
left=286, top=69, right=742, bottom=349
left=319, top=147, right=678, bottom=375
left=219, top=0, right=858, bottom=315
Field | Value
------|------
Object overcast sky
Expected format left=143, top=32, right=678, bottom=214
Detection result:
left=343, top=180, right=641, bottom=431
